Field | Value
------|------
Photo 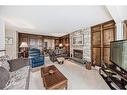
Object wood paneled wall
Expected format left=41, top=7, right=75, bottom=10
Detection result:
left=18, top=33, right=70, bottom=56
left=18, top=33, right=56, bottom=52
left=91, top=20, right=116, bottom=66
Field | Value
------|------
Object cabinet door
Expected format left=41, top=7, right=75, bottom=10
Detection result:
left=91, top=25, right=101, bottom=66
left=103, top=27, right=115, bottom=64
left=103, top=29, right=115, bottom=46
left=103, top=48, right=111, bottom=64
left=92, top=31, right=101, bottom=47
left=92, top=48, right=101, bottom=66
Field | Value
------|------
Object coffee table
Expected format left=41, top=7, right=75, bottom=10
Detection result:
left=41, top=65, right=68, bottom=89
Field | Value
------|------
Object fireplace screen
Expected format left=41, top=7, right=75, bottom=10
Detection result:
left=73, top=49, right=83, bottom=59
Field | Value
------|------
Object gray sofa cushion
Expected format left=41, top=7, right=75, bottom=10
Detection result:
left=0, top=66, right=10, bottom=89
left=8, top=58, right=27, bottom=72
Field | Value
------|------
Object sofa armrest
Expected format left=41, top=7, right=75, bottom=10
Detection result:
left=8, top=58, right=28, bottom=72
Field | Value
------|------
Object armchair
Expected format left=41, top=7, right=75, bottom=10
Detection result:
left=29, top=48, right=44, bottom=68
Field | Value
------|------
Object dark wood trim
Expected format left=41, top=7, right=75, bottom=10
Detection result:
left=102, top=20, right=115, bottom=26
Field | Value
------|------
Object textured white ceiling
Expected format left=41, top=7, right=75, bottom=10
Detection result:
left=0, top=6, right=112, bottom=36
left=106, top=6, right=127, bottom=23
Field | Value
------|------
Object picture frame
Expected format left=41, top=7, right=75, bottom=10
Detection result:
left=72, top=35, right=84, bottom=45
left=5, top=37, right=13, bottom=45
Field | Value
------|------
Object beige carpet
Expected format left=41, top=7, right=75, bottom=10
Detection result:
left=29, top=57, right=110, bottom=90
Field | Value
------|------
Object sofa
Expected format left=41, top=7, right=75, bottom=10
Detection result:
left=0, top=55, right=30, bottom=90
left=48, top=49, right=68, bottom=62
left=29, top=48, right=45, bottom=68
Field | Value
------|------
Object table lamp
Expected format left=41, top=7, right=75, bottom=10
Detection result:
left=20, top=42, right=28, bottom=58
left=59, top=43, right=63, bottom=48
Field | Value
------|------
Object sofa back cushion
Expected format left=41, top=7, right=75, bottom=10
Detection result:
left=29, top=48, right=41, bottom=57
left=0, top=66, right=10, bottom=89
left=59, top=49, right=65, bottom=54
left=54, top=49, right=59, bottom=55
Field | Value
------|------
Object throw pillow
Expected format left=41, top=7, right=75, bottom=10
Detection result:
left=0, top=66, right=10, bottom=89
left=8, top=58, right=26, bottom=72
left=0, top=55, right=10, bottom=71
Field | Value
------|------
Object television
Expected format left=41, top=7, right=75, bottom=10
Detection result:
left=110, top=40, right=127, bottom=71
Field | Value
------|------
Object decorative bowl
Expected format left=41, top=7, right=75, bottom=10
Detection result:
left=49, top=70, right=54, bottom=74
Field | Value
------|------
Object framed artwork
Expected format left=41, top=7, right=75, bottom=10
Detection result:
left=72, top=35, right=84, bottom=45
left=5, top=37, right=13, bottom=45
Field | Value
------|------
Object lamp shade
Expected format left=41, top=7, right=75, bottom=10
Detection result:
left=20, top=42, right=28, bottom=48
left=59, top=43, right=63, bottom=47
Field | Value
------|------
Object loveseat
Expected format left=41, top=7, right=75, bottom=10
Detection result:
left=48, top=49, right=68, bottom=62
left=0, top=55, right=30, bottom=90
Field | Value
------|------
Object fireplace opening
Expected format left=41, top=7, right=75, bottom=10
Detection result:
left=73, top=49, right=83, bottom=59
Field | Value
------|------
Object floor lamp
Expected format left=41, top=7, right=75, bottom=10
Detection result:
left=20, top=42, right=28, bottom=58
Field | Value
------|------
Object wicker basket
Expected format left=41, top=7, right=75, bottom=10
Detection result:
left=85, top=62, right=91, bottom=70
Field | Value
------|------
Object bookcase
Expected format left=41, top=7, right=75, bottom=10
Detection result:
left=54, top=34, right=70, bottom=56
